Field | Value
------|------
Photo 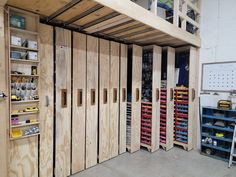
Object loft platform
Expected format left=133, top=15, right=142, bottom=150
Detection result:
left=6, top=0, right=200, bottom=47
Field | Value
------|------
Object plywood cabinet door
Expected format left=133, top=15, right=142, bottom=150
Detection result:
left=151, top=46, right=162, bottom=152
left=55, top=27, right=71, bottom=177
left=99, top=39, right=110, bottom=163
left=71, top=32, right=87, bottom=173
left=86, top=35, right=99, bottom=168
left=109, top=41, right=120, bottom=158
left=119, top=44, right=127, bottom=154
left=130, top=45, right=142, bottom=153
left=166, top=47, right=175, bottom=151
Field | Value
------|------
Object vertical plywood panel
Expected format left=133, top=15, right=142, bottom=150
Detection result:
left=0, top=8, right=8, bottom=177
left=109, top=41, right=120, bottom=158
left=166, top=47, right=175, bottom=151
left=72, top=32, right=86, bottom=173
left=99, top=39, right=110, bottom=163
left=39, top=24, right=54, bottom=177
left=130, top=45, right=142, bottom=153
left=55, top=27, right=71, bottom=177
left=188, top=47, right=198, bottom=151
left=9, top=137, right=38, bottom=177
left=119, top=44, right=127, bottom=154
left=151, top=45, right=162, bottom=152
left=86, top=35, right=98, bottom=168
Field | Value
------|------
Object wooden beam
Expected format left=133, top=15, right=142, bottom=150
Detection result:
left=93, top=0, right=201, bottom=47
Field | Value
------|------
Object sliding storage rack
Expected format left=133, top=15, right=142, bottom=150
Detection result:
left=7, top=7, right=40, bottom=140
left=140, top=45, right=161, bottom=152
left=173, top=47, right=198, bottom=151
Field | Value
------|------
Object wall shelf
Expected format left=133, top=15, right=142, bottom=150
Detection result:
left=10, top=133, right=40, bottom=141
left=10, top=27, right=38, bottom=35
left=11, top=122, right=40, bottom=128
left=10, top=45, right=38, bottom=52
left=11, top=58, right=39, bottom=64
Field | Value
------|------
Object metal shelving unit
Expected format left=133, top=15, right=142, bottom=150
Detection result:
left=201, top=107, right=236, bottom=161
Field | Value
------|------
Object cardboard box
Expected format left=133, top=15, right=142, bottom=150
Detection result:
left=27, top=51, right=38, bottom=60
left=28, top=40, right=38, bottom=49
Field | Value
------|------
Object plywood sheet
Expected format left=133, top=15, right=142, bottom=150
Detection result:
left=166, top=47, right=175, bottom=151
left=39, top=24, right=54, bottom=177
left=151, top=45, right=162, bottom=152
left=55, top=27, right=71, bottom=177
left=0, top=8, right=8, bottom=177
left=9, top=137, right=38, bottom=177
left=130, top=45, right=142, bottom=153
left=119, top=44, right=127, bottom=154
left=71, top=32, right=87, bottom=173
left=98, top=39, right=110, bottom=163
left=188, top=47, right=198, bottom=151
left=109, top=41, right=119, bottom=158
left=86, top=35, right=98, bottom=168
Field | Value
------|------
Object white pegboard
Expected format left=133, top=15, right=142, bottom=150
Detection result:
left=202, top=62, right=236, bottom=92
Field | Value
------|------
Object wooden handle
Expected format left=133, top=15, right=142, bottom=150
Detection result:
left=122, top=88, right=126, bottom=102
left=61, top=89, right=67, bottom=108
left=192, top=88, right=196, bottom=101
left=91, top=89, right=96, bottom=105
left=113, top=88, right=117, bottom=103
left=170, top=88, right=174, bottom=101
left=103, top=88, right=107, bottom=104
left=136, top=88, right=140, bottom=102
left=156, top=88, right=159, bottom=102
left=77, top=89, right=83, bottom=107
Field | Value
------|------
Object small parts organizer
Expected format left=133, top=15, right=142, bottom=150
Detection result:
left=174, top=87, right=189, bottom=144
left=160, top=82, right=167, bottom=144
left=126, top=102, right=132, bottom=147
left=141, top=102, right=152, bottom=146
left=8, top=7, right=40, bottom=140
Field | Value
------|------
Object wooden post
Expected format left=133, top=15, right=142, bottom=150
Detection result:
left=99, top=38, right=110, bottom=163
left=39, top=24, right=54, bottom=177
left=119, top=44, right=127, bottom=154
left=150, top=0, right=158, bottom=16
left=72, top=32, right=87, bottom=173
left=55, top=27, right=72, bottom=177
left=173, top=0, right=180, bottom=26
left=0, top=6, right=8, bottom=177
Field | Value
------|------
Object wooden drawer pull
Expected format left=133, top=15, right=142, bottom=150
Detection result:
left=77, top=89, right=83, bottom=107
left=113, top=88, right=117, bottom=103
left=103, top=88, right=107, bottom=104
left=61, top=89, right=67, bottom=108
left=91, top=89, right=96, bottom=105
left=170, top=88, right=174, bottom=101
left=192, top=88, right=196, bottom=101
left=156, top=88, right=159, bottom=102
left=136, top=88, right=140, bottom=102
left=122, top=88, right=126, bottom=102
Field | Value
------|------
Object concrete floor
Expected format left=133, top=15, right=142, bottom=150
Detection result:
left=71, top=148, right=236, bottom=177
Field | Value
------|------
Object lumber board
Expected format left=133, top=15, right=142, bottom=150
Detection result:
left=72, top=32, right=87, bottom=173
left=9, top=137, right=38, bottom=177
left=0, top=7, right=8, bottom=177
left=57, top=0, right=98, bottom=22
left=188, top=47, right=198, bottom=150
left=130, top=45, right=142, bottom=153
left=119, top=43, right=127, bottom=154
left=86, top=35, right=98, bottom=168
left=98, top=38, right=110, bottom=163
left=74, top=7, right=114, bottom=26
left=165, top=47, right=175, bottom=151
left=151, top=45, right=162, bottom=152
left=39, top=24, right=54, bottom=177
left=55, top=27, right=71, bottom=177
left=109, top=41, right=120, bottom=158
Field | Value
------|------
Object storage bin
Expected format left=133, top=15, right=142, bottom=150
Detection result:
left=10, top=15, right=26, bottom=29
left=28, top=40, right=38, bottom=49
left=27, top=51, right=38, bottom=60
left=11, top=36, right=21, bottom=46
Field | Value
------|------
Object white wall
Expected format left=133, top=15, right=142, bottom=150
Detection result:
left=199, top=0, right=236, bottom=108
